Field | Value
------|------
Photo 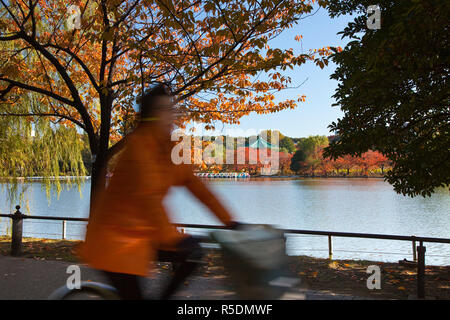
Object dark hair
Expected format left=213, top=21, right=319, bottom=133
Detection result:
left=138, top=83, right=172, bottom=118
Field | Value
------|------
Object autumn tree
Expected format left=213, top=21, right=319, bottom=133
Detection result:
left=317, top=149, right=333, bottom=176
left=328, top=156, right=344, bottom=175
left=324, top=0, right=449, bottom=196
left=296, top=135, right=328, bottom=175
left=356, top=150, right=379, bottom=176
left=278, top=150, right=293, bottom=174
left=290, top=148, right=306, bottom=174
left=339, top=154, right=356, bottom=176
left=0, top=0, right=333, bottom=204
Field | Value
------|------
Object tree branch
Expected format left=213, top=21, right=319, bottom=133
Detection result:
left=0, top=112, right=86, bottom=130
left=44, top=43, right=100, bottom=91
left=0, top=77, right=76, bottom=106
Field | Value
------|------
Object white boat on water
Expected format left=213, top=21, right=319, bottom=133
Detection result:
left=194, top=172, right=250, bottom=179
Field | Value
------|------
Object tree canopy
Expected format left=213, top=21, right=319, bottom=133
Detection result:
left=290, top=148, right=306, bottom=173
left=294, top=135, right=328, bottom=174
left=280, top=135, right=295, bottom=153
left=324, top=0, right=449, bottom=197
left=0, top=0, right=333, bottom=201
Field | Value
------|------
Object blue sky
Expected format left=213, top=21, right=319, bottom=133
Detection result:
left=187, top=6, right=355, bottom=138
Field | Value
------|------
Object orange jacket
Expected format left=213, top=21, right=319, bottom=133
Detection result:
left=77, top=122, right=233, bottom=276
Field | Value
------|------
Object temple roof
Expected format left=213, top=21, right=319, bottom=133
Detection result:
left=248, top=136, right=279, bottom=149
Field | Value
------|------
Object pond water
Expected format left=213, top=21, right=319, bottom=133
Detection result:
left=1, top=178, right=449, bottom=265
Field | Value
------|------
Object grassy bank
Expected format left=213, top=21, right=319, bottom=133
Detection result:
left=1, top=236, right=449, bottom=299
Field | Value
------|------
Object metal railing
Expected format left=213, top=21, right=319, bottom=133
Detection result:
left=1, top=205, right=450, bottom=299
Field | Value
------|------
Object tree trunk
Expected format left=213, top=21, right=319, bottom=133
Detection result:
left=88, top=95, right=113, bottom=215
left=89, top=156, right=106, bottom=212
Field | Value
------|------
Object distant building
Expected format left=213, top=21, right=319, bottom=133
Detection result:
left=248, top=136, right=279, bottom=150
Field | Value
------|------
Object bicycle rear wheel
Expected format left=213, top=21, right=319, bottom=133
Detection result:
left=48, top=281, right=120, bottom=300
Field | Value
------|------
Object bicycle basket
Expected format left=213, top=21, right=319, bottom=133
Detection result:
left=211, top=224, right=290, bottom=299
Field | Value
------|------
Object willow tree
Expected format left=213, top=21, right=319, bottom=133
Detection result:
left=0, top=35, right=87, bottom=208
left=0, top=0, right=333, bottom=205
left=0, top=94, right=88, bottom=208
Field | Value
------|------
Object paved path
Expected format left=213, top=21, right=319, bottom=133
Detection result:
left=0, top=256, right=365, bottom=300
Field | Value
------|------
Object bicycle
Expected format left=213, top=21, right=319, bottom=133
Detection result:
left=48, top=224, right=301, bottom=300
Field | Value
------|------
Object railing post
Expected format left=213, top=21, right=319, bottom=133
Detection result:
left=62, top=220, right=67, bottom=239
left=328, top=235, right=333, bottom=260
left=11, top=205, right=24, bottom=256
left=417, top=241, right=426, bottom=299
left=412, top=237, right=417, bottom=262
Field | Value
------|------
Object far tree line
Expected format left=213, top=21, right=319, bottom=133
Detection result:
left=288, top=136, right=390, bottom=177
left=174, top=130, right=391, bottom=177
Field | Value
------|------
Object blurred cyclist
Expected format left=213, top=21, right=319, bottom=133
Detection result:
left=78, top=84, right=239, bottom=299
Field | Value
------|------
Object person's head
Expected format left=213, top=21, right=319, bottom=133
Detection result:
left=138, top=83, right=175, bottom=133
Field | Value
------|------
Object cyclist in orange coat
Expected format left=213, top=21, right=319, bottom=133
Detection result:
left=78, top=84, right=239, bottom=299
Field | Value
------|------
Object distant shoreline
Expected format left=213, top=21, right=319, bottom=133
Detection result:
left=199, top=174, right=386, bottom=180
left=252, top=175, right=385, bottom=179
left=0, top=175, right=386, bottom=181
left=0, top=176, right=91, bottom=181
